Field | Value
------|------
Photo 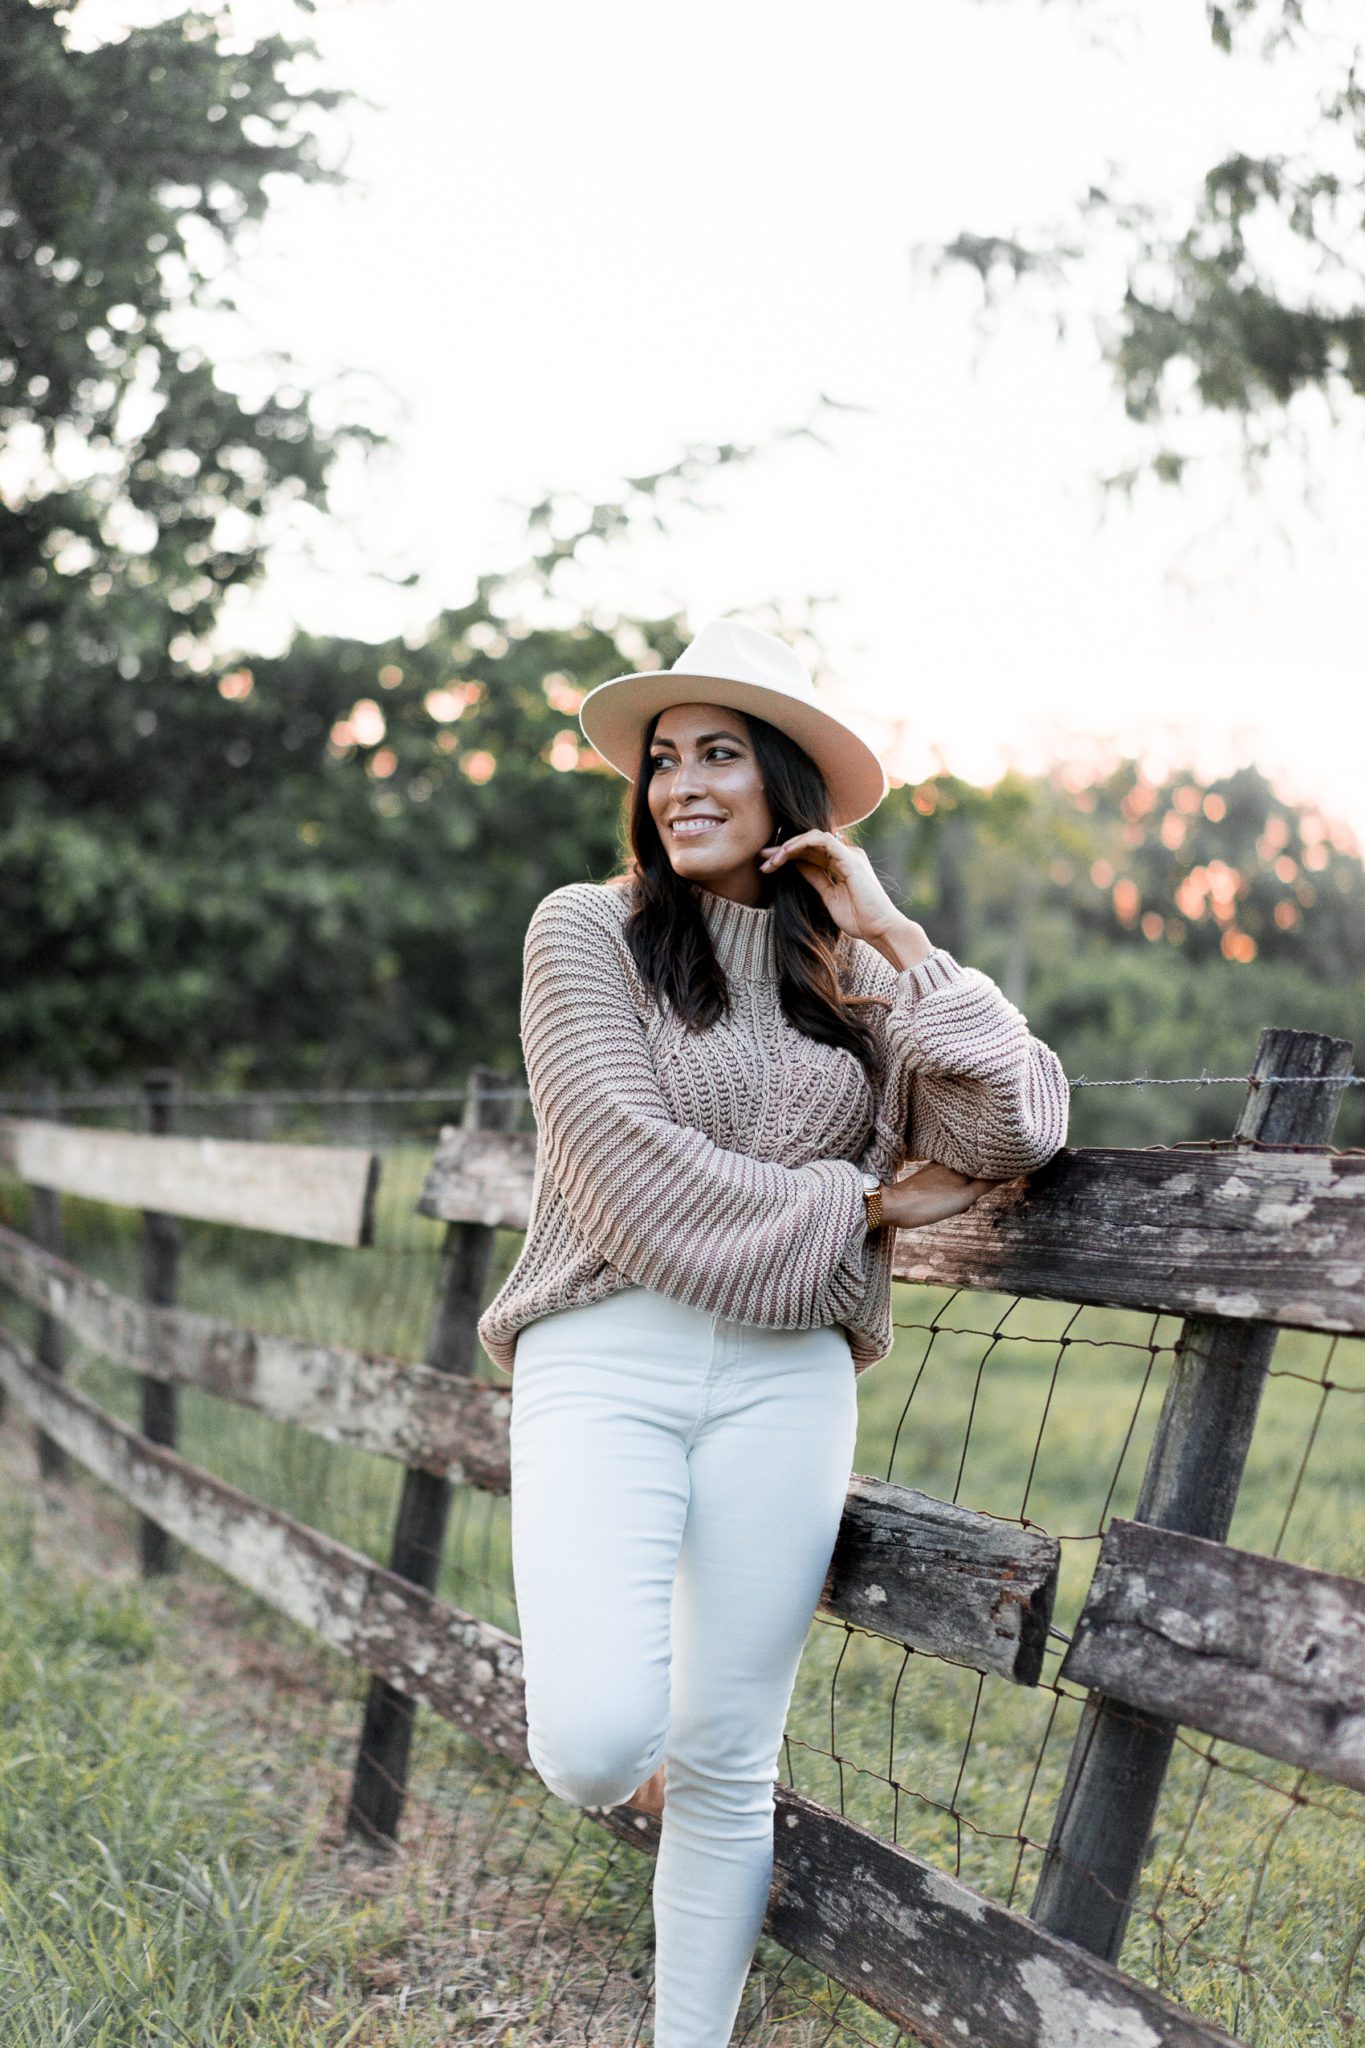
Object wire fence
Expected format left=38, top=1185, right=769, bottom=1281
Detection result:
left=0, top=1083, right=1361, bottom=2045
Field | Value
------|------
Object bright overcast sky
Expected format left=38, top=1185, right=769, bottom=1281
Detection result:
left=73, top=0, right=1365, bottom=836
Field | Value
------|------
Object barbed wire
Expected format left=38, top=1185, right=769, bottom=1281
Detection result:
left=0, top=1085, right=476, bottom=1111
left=2, top=1072, right=1363, bottom=1114
left=1068, top=1071, right=1365, bottom=1089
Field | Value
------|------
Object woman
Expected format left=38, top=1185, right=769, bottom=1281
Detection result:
left=477, top=618, right=1069, bottom=2046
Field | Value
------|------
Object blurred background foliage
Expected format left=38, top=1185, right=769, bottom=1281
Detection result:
left=2, top=0, right=1361, bottom=1151
left=931, top=0, right=1365, bottom=496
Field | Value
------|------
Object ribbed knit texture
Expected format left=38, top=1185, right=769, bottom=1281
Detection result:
left=477, top=877, right=1070, bottom=1378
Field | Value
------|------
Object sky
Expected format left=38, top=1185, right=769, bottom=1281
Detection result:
left=72, top=0, right=1365, bottom=836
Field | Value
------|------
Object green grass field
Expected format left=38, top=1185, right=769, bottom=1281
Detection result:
left=0, top=1500, right=391, bottom=2046
left=1, top=1151, right=1361, bottom=2045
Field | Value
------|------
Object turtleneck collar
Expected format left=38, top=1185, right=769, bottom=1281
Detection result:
left=689, top=881, right=779, bottom=980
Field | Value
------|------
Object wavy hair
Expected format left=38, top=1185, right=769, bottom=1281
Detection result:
left=607, top=705, right=890, bottom=1088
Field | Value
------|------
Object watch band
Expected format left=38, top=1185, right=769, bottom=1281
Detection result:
left=860, top=1172, right=883, bottom=1234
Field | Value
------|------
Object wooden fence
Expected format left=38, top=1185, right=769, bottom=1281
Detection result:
left=0, top=1028, right=1361, bottom=2048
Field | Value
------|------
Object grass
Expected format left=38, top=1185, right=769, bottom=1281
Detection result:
left=0, top=1499, right=384, bottom=2046
left=1, top=1154, right=1361, bottom=2045
left=0, top=1467, right=706, bottom=2045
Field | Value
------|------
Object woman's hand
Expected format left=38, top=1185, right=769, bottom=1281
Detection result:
left=878, top=1161, right=1006, bottom=1230
left=760, top=828, right=929, bottom=960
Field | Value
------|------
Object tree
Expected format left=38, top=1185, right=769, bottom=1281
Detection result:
left=0, top=0, right=377, bottom=1076
left=923, top=0, right=1365, bottom=496
left=0, top=1, right=366, bottom=651
left=1, top=153, right=840, bottom=1083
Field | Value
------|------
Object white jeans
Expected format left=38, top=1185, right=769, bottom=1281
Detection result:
left=509, top=1283, right=860, bottom=2048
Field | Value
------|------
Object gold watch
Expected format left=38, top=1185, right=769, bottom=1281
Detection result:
left=859, top=1171, right=883, bottom=1234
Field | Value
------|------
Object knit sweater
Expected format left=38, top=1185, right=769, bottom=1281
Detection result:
left=476, top=877, right=1070, bottom=1379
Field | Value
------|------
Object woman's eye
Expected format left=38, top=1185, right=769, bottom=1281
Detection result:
left=651, top=748, right=734, bottom=769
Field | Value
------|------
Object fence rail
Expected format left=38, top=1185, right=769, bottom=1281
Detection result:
left=1, top=1032, right=1361, bottom=2047
left=1061, top=1517, right=1365, bottom=1793
left=422, top=1126, right=1365, bottom=1333
left=0, top=1114, right=378, bottom=1246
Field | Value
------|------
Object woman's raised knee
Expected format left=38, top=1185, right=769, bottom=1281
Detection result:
left=528, top=1703, right=665, bottom=1810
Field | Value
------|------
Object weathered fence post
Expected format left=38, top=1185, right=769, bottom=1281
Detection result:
left=346, top=1064, right=517, bottom=1843
left=1029, top=1024, right=1355, bottom=1961
left=28, top=1080, right=69, bottom=1481
left=139, top=1068, right=183, bottom=1575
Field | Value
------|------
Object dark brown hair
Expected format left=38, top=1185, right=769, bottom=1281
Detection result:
left=607, top=705, right=889, bottom=1088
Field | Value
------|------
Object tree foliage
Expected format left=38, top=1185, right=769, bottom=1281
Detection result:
left=925, top=0, right=1365, bottom=492
left=7, top=541, right=1364, bottom=1151
left=0, top=0, right=364, bottom=658
left=3, top=1, right=1361, bottom=1159
left=0, top=0, right=371, bottom=1076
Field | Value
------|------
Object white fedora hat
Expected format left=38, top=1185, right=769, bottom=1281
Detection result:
left=577, top=618, right=890, bottom=829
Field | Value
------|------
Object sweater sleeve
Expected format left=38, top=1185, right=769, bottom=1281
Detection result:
left=520, top=885, right=874, bottom=1327
left=862, top=944, right=1070, bottom=1181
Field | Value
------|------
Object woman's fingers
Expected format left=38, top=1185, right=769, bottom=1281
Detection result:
left=760, top=827, right=855, bottom=877
left=883, top=1165, right=1005, bottom=1230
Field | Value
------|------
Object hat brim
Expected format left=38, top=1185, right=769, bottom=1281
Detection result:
left=577, top=670, right=889, bottom=830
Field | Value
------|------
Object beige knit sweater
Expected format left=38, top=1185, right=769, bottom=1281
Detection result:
left=477, top=877, right=1069, bottom=1378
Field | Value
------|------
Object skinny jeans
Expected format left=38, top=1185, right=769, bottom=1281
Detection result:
left=509, top=1283, right=860, bottom=2048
